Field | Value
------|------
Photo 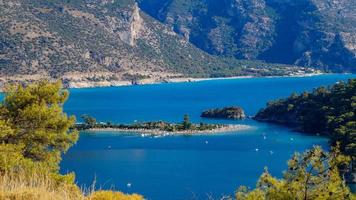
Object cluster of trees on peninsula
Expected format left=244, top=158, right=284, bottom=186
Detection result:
left=78, top=114, right=222, bottom=133
left=254, top=79, right=355, bottom=166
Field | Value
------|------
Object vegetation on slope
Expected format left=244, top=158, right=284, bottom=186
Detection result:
left=254, top=79, right=355, bottom=158
left=236, top=146, right=354, bottom=200
left=254, top=79, right=356, bottom=186
left=0, top=81, right=143, bottom=199
left=240, top=77, right=356, bottom=198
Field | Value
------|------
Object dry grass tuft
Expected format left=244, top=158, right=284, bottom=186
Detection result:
left=0, top=170, right=143, bottom=200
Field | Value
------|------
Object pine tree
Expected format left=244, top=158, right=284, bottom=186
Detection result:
left=236, top=146, right=353, bottom=200
left=0, top=80, right=78, bottom=171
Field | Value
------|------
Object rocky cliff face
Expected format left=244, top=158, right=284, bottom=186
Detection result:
left=268, top=0, right=356, bottom=72
left=138, top=0, right=356, bottom=72
left=117, top=3, right=143, bottom=46
left=139, top=0, right=275, bottom=59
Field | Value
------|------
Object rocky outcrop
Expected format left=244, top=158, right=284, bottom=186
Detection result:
left=201, top=107, right=246, bottom=120
left=118, top=3, right=143, bottom=46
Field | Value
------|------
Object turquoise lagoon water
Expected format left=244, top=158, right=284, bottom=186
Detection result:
left=10, top=74, right=356, bottom=200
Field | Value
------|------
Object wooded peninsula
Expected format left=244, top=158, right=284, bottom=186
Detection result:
left=77, top=114, right=251, bottom=135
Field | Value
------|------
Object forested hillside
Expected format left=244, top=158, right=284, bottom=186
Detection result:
left=254, top=79, right=356, bottom=183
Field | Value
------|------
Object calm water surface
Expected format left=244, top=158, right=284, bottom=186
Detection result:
left=58, top=74, right=355, bottom=200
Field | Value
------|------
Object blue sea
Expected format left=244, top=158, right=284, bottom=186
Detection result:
left=8, top=74, right=356, bottom=199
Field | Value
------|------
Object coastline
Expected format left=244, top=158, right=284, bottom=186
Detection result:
left=82, top=124, right=252, bottom=136
left=0, top=72, right=331, bottom=91
left=67, top=72, right=325, bottom=89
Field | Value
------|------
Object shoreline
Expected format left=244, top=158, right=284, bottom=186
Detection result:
left=67, top=72, right=325, bottom=89
left=82, top=124, right=253, bottom=136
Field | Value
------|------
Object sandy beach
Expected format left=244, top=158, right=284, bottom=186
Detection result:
left=0, top=72, right=325, bottom=91
left=67, top=72, right=324, bottom=89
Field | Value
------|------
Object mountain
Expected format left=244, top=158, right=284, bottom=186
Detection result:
left=138, top=0, right=356, bottom=72
left=0, top=0, right=312, bottom=88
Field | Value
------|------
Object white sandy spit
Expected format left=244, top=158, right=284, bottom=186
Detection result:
left=84, top=124, right=253, bottom=136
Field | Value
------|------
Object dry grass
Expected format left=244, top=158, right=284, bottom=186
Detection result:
left=0, top=170, right=143, bottom=200
left=0, top=170, right=82, bottom=200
